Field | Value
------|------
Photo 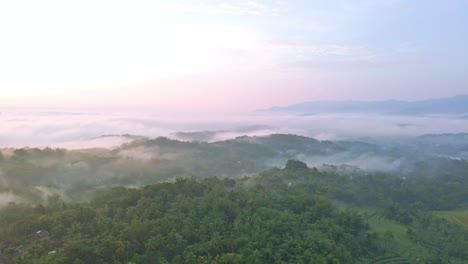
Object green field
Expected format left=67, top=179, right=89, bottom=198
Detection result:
left=363, top=209, right=428, bottom=263
left=434, top=211, right=468, bottom=231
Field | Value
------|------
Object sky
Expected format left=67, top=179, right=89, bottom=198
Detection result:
left=0, top=0, right=467, bottom=112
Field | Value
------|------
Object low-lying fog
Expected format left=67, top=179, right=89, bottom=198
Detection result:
left=1, top=108, right=468, bottom=206
left=1, top=109, right=468, bottom=149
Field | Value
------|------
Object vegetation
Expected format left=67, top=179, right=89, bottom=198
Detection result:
left=433, top=211, right=468, bottom=231
left=1, top=133, right=468, bottom=263
left=0, top=159, right=467, bottom=263
left=1, top=177, right=379, bottom=263
left=1, top=133, right=468, bottom=204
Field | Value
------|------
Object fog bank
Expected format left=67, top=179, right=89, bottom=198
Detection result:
left=1, top=109, right=468, bottom=148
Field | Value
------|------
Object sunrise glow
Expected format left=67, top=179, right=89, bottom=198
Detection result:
left=1, top=0, right=467, bottom=111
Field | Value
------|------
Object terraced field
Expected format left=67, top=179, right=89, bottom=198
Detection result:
left=433, top=211, right=468, bottom=231
left=370, top=254, right=411, bottom=264
left=364, top=209, right=429, bottom=263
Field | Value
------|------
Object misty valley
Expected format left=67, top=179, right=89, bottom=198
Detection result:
left=0, top=132, right=467, bottom=263
left=2, top=0, right=468, bottom=262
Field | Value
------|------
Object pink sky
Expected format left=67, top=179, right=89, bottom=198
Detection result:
left=1, top=0, right=467, bottom=113
left=3, top=70, right=330, bottom=113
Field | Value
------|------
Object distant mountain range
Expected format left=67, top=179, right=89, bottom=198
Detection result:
left=259, top=95, right=468, bottom=116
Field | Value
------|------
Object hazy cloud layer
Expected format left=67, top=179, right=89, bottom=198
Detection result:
left=1, top=109, right=468, bottom=149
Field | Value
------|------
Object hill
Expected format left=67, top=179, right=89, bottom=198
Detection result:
left=0, top=160, right=467, bottom=263
left=260, top=95, right=468, bottom=116
left=2, top=133, right=468, bottom=205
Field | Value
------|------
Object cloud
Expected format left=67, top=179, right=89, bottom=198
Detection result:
left=285, top=58, right=383, bottom=71
left=303, top=152, right=408, bottom=173
left=164, top=1, right=269, bottom=16
left=269, top=42, right=371, bottom=56
left=0, top=192, right=23, bottom=207
left=259, top=38, right=378, bottom=64
left=55, top=136, right=139, bottom=150
left=1, top=109, right=468, bottom=149
left=210, top=127, right=305, bottom=142
left=338, top=0, right=403, bottom=12
left=276, top=42, right=428, bottom=72
left=0, top=111, right=173, bottom=148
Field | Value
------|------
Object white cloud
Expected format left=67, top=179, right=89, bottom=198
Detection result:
left=1, top=109, right=468, bottom=149
left=164, top=1, right=269, bottom=16
left=338, top=0, right=403, bottom=12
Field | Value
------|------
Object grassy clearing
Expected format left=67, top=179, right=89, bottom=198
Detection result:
left=433, top=210, right=468, bottom=231
left=363, top=208, right=428, bottom=263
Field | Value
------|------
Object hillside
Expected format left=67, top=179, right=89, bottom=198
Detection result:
left=1, top=133, right=468, bottom=205
left=260, top=95, right=468, bottom=116
left=0, top=160, right=467, bottom=263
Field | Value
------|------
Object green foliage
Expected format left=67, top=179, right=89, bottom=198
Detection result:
left=1, top=134, right=468, bottom=208
left=1, top=131, right=468, bottom=264
left=1, top=176, right=382, bottom=263
left=433, top=211, right=468, bottom=231
left=284, top=159, right=309, bottom=171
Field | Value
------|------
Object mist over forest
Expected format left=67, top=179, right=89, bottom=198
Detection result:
left=2, top=108, right=468, bottom=148
left=1, top=106, right=468, bottom=207
left=1, top=0, right=468, bottom=261
left=0, top=104, right=468, bottom=263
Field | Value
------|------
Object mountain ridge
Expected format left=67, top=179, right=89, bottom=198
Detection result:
left=259, top=94, right=468, bottom=115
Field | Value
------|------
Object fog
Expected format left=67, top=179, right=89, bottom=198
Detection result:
left=0, top=192, right=22, bottom=207
left=1, top=109, right=468, bottom=149
left=0, top=108, right=467, bottom=208
left=294, top=152, right=408, bottom=174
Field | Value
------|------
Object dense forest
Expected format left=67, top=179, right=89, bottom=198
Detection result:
left=1, top=134, right=468, bottom=263
left=1, top=158, right=467, bottom=263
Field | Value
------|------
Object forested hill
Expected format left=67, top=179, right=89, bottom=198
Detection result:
left=1, top=133, right=468, bottom=206
left=0, top=160, right=467, bottom=263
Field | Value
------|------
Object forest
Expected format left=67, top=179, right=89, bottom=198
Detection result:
left=0, top=134, right=468, bottom=263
